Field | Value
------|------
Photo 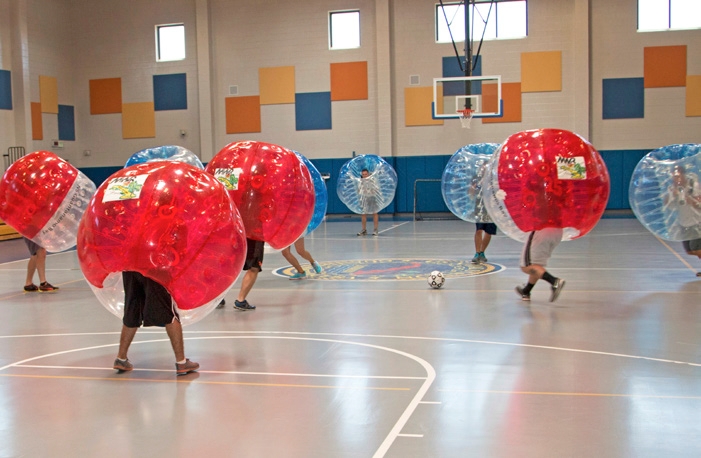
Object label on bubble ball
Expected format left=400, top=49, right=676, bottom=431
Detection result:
left=556, top=156, right=587, bottom=180
left=103, top=175, right=148, bottom=202
left=213, top=168, right=243, bottom=191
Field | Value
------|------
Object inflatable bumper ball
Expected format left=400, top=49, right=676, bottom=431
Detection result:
left=482, top=129, right=610, bottom=242
left=629, top=143, right=701, bottom=241
left=294, top=152, right=327, bottom=237
left=441, top=143, right=501, bottom=222
left=337, top=154, right=398, bottom=215
left=0, top=150, right=96, bottom=252
left=125, top=145, right=204, bottom=169
left=205, top=141, right=315, bottom=250
left=77, top=161, right=246, bottom=325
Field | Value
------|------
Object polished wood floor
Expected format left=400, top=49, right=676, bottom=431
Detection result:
left=0, top=218, right=699, bottom=457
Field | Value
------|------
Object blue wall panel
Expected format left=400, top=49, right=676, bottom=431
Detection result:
left=58, top=105, right=75, bottom=141
left=153, top=73, right=187, bottom=111
left=0, top=69, right=12, bottom=110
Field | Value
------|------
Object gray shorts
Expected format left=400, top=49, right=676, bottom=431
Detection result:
left=520, top=228, right=563, bottom=267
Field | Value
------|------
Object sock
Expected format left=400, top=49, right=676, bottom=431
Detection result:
left=542, top=271, right=557, bottom=285
left=522, top=283, right=535, bottom=294
left=117, top=357, right=127, bottom=362
left=177, top=359, right=187, bottom=364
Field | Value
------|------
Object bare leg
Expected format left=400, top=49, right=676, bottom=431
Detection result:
left=293, top=238, right=315, bottom=265
left=237, top=268, right=259, bottom=302
left=360, top=214, right=367, bottom=232
left=282, top=246, right=304, bottom=273
left=521, top=265, right=545, bottom=285
left=35, top=248, right=48, bottom=284
left=165, top=320, right=185, bottom=362
left=116, top=325, right=138, bottom=360
left=473, top=230, right=483, bottom=253
left=479, top=233, right=492, bottom=252
left=372, top=213, right=379, bottom=231
left=25, top=255, right=37, bottom=286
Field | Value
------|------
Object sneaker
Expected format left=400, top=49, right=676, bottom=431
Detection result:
left=515, top=285, right=531, bottom=301
left=175, top=359, right=199, bottom=376
left=234, top=299, right=256, bottom=311
left=373, top=229, right=379, bottom=236
left=312, top=262, right=323, bottom=274
left=696, top=272, right=701, bottom=277
left=471, top=253, right=481, bottom=264
left=290, top=271, right=307, bottom=280
left=357, top=229, right=367, bottom=236
left=24, top=284, right=39, bottom=292
left=216, top=299, right=226, bottom=309
left=549, top=278, right=566, bottom=302
left=113, top=358, right=133, bottom=372
left=39, top=282, right=58, bottom=292
left=478, top=253, right=488, bottom=263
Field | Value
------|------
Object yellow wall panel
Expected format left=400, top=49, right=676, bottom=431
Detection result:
left=259, top=66, right=295, bottom=105
left=521, top=51, right=562, bottom=93
left=39, top=75, right=58, bottom=114
left=405, top=86, right=443, bottom=126
left=122, top=102, right=155, bottom=139
left=687, top=75, right=701, bottom=117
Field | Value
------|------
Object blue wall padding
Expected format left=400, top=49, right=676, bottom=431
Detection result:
left=0, top=69, right=12, bottom=110
left=58, top=105, right=75, bottom=141
left=153, top=73, right=187, bottom=111
left=602, top=78, right=644, bottom=119
left=79, top=150, right=645, bottom=216
left=295, top=92, right=332, bottom=130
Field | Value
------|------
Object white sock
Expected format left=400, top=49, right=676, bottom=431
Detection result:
left=177, top=359, right=187, bottom=364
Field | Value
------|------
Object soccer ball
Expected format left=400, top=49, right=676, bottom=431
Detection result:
left=427, top=271, right=445, bottom=289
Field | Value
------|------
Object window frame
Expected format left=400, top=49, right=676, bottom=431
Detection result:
left=435, top=0, right=528, bottom=43
left=329, top=9, right=361, bottom=50
left=637, top=0, right=701, bottom=32
left=155, top=23, right=186, bottom=62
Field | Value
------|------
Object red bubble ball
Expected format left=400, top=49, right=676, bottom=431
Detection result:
left=205, top=141, right=315, bottom=249
left=77, top=161, right=246, bottom=311
left=482, top=129, right=610, bottom=241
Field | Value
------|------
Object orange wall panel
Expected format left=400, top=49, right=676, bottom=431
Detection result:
left=331, top=61, right=368, bottom=101
left=644, top=45, right=687, bottom=88
left=226, top=96, right=261, bottom=133
left=90, top=78, right=122, bottom=114
left=482, top=82, right=521, bottom=124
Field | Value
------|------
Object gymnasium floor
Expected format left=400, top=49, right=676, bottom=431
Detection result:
left=0, top=218, right=699, bottom=457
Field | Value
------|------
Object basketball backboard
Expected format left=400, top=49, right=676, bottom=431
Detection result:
left=432, top=75, right=503, bottom=119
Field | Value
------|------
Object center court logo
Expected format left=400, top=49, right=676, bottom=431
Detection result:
left=273, top=258, right=504, bottom=281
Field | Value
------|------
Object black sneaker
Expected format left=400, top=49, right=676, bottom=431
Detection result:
left=24, top=284, right=39, bottom=292
left=216, top=299, right=226, bottom=309
left=39, top=282, right=59, bottom=292
left=549, top=278, right=566, bottom=302
left=234, top=299, right=256, bottom=311
left=113, top=358, right=133, bottom=372
left=515, top=285, right=530, bottom=301
left=175, top=359, right=199, bottom=376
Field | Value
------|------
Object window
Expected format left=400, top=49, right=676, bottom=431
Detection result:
left=156, top=24, right=185, bottom=62
left=436, top=0, right=527, bottom=43
left=329, top=10, right=360, bottom=49
left=638, top=0, right=701, bottom=31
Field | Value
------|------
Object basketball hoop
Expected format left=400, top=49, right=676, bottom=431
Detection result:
left=458, top=109, right=474, bottom=129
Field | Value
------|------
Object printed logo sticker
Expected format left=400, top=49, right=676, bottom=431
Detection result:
left=103, top=175, right=148, bottom=202
left=556, top=156, right=586, bottom=180
left=214, top=168, right=243, bottom=190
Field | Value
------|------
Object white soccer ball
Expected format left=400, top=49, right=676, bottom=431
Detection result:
left=427, top=271, right=445, bottom=289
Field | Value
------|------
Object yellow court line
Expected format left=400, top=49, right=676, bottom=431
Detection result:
left=0, top=373, right=410, bottom=391
left=438, top=389, right=701, bottom=400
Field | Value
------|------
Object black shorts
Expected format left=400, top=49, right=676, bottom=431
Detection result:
left=683, top=239, right=701, bottom=253
left=122, top=271, right=179, bottom=327
left=243, top=238, right=264, bottom=271
left=475, top=222, right=497, bottom=235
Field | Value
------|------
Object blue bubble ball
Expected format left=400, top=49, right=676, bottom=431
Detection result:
left=337, top=155, right=397, bottom=215
left=629, top=143, right=701, bottom=241
left=125, top=145, right=204, bottom=169
left=294, top=152, right=327, bottom=237
left=441, top=143, right=500, bottom=222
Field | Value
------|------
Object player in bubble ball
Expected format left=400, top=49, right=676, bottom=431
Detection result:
left=357, top=169, right=380, bottom=236
left=515, top=228, right=566, bottom=302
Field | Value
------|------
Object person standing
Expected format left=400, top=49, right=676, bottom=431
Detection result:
left=23, top=238, right=59, bottom=292
left=471, top=222, right=497, bottom=263
left=515, top=227, right=566, bottom=302
left=282, top=237, right=323, bottom=279
left=113, top=271, right=199, bottom=375
left=357, top=169, right=380, bottom=236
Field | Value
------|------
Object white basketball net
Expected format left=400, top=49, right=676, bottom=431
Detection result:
left=459, top=109, right=474, bottom=129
